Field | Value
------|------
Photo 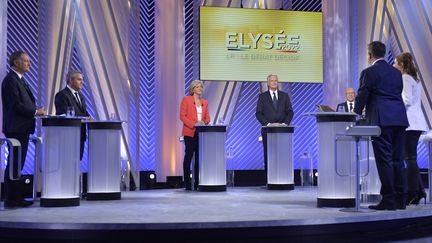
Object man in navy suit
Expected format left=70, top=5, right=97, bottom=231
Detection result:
left=55, top=71, right=90, bottom=160
left=2, top=51, right=46, bottom=208
left=256, top=74, right=294, bottom=183
left=336, top=88, right=356, bottom=112
left=354, top=41, right=409, bottom=210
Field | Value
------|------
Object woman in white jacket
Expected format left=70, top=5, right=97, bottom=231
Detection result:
left=394, top=52, right=429, bottom=205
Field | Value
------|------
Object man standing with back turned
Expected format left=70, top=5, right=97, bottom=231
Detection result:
left=354, top=41, right=408, bottom=210
left=2, top=51, right=46, bottom=208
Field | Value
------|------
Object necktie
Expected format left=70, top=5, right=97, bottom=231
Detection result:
left=272, top=92, right=277, bottom=109
left=74, top=92, right=82, bottom=106
left=21, top=78, right=30, bottom=91
left=21, top=78, right=33, bottom=97
left=349, top=102, right=353, bottom=112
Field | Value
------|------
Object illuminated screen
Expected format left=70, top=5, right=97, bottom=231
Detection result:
left=200, top=7, right=323, bottom=83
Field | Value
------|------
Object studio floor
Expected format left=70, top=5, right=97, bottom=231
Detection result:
left=1, top=187, right=432, bottom=242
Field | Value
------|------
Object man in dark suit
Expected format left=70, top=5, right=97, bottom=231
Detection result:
left=354, top=41, right=409, bottom=210
left=55, top=70, right=90, bottom=160
left=256, top=74, right=294, bottom=183
left=2, top=51, right=46, bottom=208
left=336, top=87, right=356, bottom=112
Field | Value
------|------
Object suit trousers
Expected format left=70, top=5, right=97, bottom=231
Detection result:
left=80, top=124, right=86, bottom=160
left=404, top=130, right=424, bottom=194
left=183, top=133, right=199, bottom=189
left=371, top=126, right=407, bottom=206
left=3, top=133, right=30, bottom=201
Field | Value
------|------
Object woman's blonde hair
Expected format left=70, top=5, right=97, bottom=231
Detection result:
left=188, top=80, right=204, bottom=95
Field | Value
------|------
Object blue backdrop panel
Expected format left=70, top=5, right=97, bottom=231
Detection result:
left=138, top=0, right=156, bottom=170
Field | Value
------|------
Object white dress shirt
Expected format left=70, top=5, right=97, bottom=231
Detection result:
left=67, top=85, right=81, bottom=105
left=196, top=105, right=202, bottom=122
left=346, top=101, right=355, bottom=112
left=11, top=68, right=23, bottom=79
left=270, top=90, right=278, bottom=100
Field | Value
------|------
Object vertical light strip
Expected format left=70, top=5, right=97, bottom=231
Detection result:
left=46, top=0, right=65, bottom=114
left=389, top=0, right=432, bottom=127
left=0, top=0, right=7, bottom=139
left=138, top=0, right=156, bottom=170
left=369, top=0, right=379, bottom=42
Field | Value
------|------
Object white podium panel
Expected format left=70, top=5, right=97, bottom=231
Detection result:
left=86, top=121, right=122, bottom=200
left=41, top=117, right=81, bottom=207
left=196, top=125, right=226, bottom=192
left=307, top=112, right=357, bottom=207
left=264, top=126, right=294, bottom=190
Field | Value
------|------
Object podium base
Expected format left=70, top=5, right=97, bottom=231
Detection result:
left=267, top=184, right=294, bottom=190
left=87, top=192, right=121, bottom=201
left=40, top=197, right=80, bottom=207
left=198, top=185, right=226, bottom=192
left=317, top=198, right=355, bottom=208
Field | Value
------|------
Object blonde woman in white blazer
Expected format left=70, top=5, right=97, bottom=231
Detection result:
left=394, top=52, right=429, bottom=205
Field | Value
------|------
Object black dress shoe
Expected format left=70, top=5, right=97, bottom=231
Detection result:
left=368, top=202, right=396, bottom=211
left=397, top=204, right=406, bottom=210
left=4, top=199, right=34, bottom=208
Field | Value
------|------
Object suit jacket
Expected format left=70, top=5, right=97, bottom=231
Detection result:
left=180, top=96, right=210, bottom=137
left=336, top=102, right=348, bottom=112
left=1, top=70, right=36, bottom=134
left=256, top=90, right=294, bottom=126
left=55, top=87, right=90, bottom=117
left=354, top=60, right=409, bottom=127
left=336, top=101, right=355, bottom=112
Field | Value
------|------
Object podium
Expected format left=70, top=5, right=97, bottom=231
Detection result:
left=86, top=121, right=123, bottom=200
left=41, top=117, right=81, bottom=207
left=420, top=132, right=432, bottom=203
left=195, top=125, right=226, bottom=192
left=262, top=126, right=294, bottom=190
left=305, top=112, right=356, bottom=207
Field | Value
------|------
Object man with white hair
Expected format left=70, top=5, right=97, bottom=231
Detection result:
left=256, top=74, right=294, bottom=184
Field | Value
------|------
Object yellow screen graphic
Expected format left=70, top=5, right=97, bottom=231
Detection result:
left=200, top=7, right=323, bottom=83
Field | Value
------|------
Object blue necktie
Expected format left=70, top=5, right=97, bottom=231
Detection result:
left=272, top=92, right=277, bottom=109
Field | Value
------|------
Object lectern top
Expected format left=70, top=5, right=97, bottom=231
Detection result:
left=41, top=116, right=82, bottom=127
left=87, top=121, right=123, bottom=130
left=262, top=126, right=294, bottom=133
left=195, top=125, right=226, bottom=133
left=303, top=112, right=357, bottom=123
left=345, top=125, right=381, bottom=137
left=38, top=115, right=88, bottom=119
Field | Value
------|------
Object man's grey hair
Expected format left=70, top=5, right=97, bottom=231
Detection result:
left=66, top=70, right=83, bottom=84
left=266, top=74, right=278, bottom=82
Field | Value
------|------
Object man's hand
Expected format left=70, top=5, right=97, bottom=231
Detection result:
left=36, top=107, right=46, bottom=116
